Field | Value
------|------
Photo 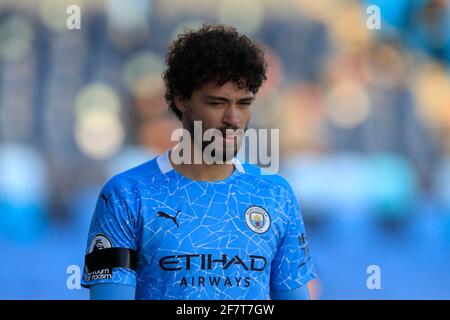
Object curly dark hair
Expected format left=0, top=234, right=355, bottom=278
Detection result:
left=163, top=23, right=268, bottom=120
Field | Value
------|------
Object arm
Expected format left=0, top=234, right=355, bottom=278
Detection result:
left=90, top=283, right=136, bottom=300
left=269, top=185, right=317, bottom=295
left=270, top=285, right=310, bottom=300
left=81, top=178, right=138, bottom=292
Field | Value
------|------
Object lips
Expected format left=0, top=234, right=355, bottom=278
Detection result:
left=222, top=130, right=241, bottom=143
left=223, top=132, right=238, bottom=141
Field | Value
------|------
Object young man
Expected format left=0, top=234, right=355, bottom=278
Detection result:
left=82, top=24, right=316, bottom=300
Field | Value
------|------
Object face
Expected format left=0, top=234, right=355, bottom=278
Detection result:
left=175, top=80, right=254, bottom=162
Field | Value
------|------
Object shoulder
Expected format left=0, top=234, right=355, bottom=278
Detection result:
left=238, top=162, right=301, bottom=222
left=96, top=156, right=163, bottom=216
left=238, top=162, right=297, bottom=197
left=102, top=155, right=162, bottom=195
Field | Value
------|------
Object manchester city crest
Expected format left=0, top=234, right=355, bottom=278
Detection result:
left=245, top=206, right=271, bottom=234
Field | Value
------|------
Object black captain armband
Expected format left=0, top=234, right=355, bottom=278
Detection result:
left=84, top=248, right=138, bottom=274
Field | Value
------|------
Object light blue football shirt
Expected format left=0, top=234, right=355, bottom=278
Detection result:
left=82, top=149, right=316, bottom=299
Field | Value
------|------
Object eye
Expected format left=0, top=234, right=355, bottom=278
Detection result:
left=207, top=102, right=223, bottom=106
left=239, top=102, right=252, bottom=108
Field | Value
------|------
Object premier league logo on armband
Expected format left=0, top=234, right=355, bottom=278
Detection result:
left=245, top=206, right=271, bottom=234
left=85, top=234, right=114, bottom=281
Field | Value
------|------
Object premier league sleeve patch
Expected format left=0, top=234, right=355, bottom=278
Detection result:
left=83, top=232, right=138, bottom=285
left=88, top=234, right=113, bottom=253
left=245, top=206, right=271, bottom=234
left=84, top=234, right=114, bottom=282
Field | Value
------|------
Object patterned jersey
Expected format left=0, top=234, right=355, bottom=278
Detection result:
left=81, top=149, right=316, bottom=299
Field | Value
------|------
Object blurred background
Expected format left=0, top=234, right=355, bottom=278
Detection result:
left=0, top=0, right=449, bottom=299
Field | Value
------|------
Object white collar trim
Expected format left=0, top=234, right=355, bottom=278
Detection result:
left=156, top=147, right=245, bottom=174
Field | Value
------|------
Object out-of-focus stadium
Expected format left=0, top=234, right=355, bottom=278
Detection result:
left=0, top=0, right=449, bottom=299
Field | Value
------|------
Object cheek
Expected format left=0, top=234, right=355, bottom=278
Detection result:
left=240, top=109, right=252, bottom=124
left=194, top=107, right=223, bottom=125
left=189, top=103, right=208, bottom=118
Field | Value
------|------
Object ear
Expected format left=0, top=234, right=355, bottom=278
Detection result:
left=174, top=95, right=187, bottom=113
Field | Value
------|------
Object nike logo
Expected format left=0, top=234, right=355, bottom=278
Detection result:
left=100, top=193, right=112, bottom=206
left=157, top=210, right=181, bottom=227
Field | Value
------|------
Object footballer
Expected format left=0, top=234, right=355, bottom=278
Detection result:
left=82, top=24, right=316, bottom=300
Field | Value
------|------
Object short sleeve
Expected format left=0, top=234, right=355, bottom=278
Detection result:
left=270, top=189, right=317, bottom=292
left=81, top=178, right=138, bottom=288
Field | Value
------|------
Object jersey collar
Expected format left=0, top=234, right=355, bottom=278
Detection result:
left=156, top=147, right=245, bottom=174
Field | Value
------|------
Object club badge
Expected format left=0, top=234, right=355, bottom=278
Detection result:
left=245, top=206, right=271, bottom=234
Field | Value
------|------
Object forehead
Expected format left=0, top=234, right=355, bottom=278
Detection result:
left=194, top=80, right=253, bottom=99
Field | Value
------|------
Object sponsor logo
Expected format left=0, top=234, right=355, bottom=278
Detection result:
left=245, top=206, right=271, bottom=234
left=88, top=234, right=112, bottom=253
left=157, top=210, right=181, bottom=227
left=159, top=253, right=266, bottom=288
left=159, top=254, right=267, bottom=271
left=159, top=254, right=267, bottom=288
left=100, top=192, right=112, bottom=207
left=180, top=276, right=251, bottom=287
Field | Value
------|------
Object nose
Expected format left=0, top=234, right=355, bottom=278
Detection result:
left=222, top=105, right=240, bottom=127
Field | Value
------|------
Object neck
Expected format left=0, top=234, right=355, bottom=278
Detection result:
left=168, top=146, right=236, bottom=182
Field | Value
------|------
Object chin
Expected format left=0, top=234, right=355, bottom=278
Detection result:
left=205, top=143, right=239, bottom=163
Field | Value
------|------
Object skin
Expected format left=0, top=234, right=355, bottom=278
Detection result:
left=170, top=80, right=255, bottom=181
left=90, top=80, right=311, bottom=300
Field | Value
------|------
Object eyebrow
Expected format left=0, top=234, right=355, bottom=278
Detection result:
left=204, top=95, right=255, bottom=103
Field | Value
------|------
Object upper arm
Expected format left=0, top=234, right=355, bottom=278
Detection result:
left=270, top=285, right=310, bottom=300
left=82, top=178, right=139, bottom=289
left=90, top=283, right=136, bottom=300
